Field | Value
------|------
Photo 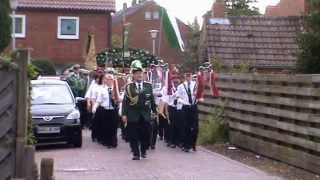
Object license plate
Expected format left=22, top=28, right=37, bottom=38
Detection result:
left=37, top=126, right=60, bottom=134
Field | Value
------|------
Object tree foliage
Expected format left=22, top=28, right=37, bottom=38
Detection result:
left=96, top=48, right=160, bottom=68
left=296, top=0, right=320, bottom=73
left=181, top=18, right=201, bottom=73
left=0, top=0, right=12, bottom=53
left=131, top=0, right=137, bottom=6
left=225, top=0, right=260, bottom=16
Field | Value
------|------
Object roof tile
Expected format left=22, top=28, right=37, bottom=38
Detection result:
left=17, top=0, right=115, bottom=12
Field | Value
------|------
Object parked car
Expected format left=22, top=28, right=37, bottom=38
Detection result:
left=31, top=79, right=82, bottom=147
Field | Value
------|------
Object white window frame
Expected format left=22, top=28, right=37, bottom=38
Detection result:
left=153, top=11, right=159, bottom=20
left=145, top=11, right=152, bottom=20
left=11, top=14, right=26, bottom=38
left=57, top=16, right=79, bottom=40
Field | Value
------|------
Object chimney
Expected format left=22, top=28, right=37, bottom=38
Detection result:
left=123, top=2, right=127, bottom=10
left=212, top=0, right=226, bottom=18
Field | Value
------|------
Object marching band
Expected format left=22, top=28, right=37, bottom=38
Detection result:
left=65, top=59, right=216, bottom=160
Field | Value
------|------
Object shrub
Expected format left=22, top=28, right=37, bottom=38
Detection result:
left=296, top=0, right=320, bottom=73
left=198, top=105, right=229, bottom=145
left=32, top=59, right=56, bottom=75
left=0, top=0, right=11, bottom=53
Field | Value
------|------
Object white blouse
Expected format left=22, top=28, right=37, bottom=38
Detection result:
left=176, top=81, right=197, bottom=106
left=96, top=85, right=114, bottom=110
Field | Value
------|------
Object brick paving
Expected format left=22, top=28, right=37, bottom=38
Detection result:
left=36, top=130, right=282, bottom=180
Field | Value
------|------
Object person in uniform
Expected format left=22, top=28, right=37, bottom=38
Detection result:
left=176, top=72, right=199, bottom=152
left=121, top=60, right=157, bottom=160
left=66, top=64, right=82, bottom=97
left=167, top=77, right=183, bottom=148
left=95, top=73, right=120, bottom=148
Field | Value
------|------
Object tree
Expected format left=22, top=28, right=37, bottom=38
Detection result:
left=131, top=0, right=137, bottom=6
left=138, top=0, right=146, bottom=4
left=0, top=0, right=12, bottom=53
left=181, top=17, right=201, bottom=73
left=296, top=0, right=320, bottom=73
left=225, top=0, right=260, bottom=16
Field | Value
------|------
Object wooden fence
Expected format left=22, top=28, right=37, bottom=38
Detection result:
left=198, top=73, right=320, bottom=174
left=0, top=50, right=37, bottom=180
left=0, top=71, right=17, bottom=180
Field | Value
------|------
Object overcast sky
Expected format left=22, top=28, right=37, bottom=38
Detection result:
left=116, top=0, right=281, bottom=24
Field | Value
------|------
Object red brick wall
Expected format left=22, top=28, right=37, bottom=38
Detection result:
left=112, top=2, right=192, bottom=65
left=15, top=9, right=111, bottom=64
left=265, top=0, right=306, bottom=16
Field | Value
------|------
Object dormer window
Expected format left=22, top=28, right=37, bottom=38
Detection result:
left=145, top=11, right=152, bottom=20
left=153, top=11, right=159, bottom=19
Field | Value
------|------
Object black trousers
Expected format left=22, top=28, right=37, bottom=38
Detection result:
left=100, top=108, right=119, bottom=147
left=127, top=118, right=151, bottom=157
left=77, top=99, right=89, bottom=129
left=158, top=115, right=169, bottom=141
left=169, top=106, right=185, bottom=146
left=150, top=118, right=158, bottom=148
left=182, top=105, right=199, bottom=149
left=92, top=107, right=103, bottom=142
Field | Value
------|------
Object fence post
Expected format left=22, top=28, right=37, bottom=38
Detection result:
left=40, top=158, right=54, bottom=180
left=13, top=49, right=31, bottom=178
left=24, top=146, right=38, bottom=180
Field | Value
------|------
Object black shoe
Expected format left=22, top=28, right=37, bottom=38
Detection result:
left=132, top=156, right=140, bottom=160
left=141, top=153, right=147, bottom=158
left=192, top=146, right=197, bottom=151
left=151, top=145, right=155, bottom=150
left=183, top=148, right=190, bottom=152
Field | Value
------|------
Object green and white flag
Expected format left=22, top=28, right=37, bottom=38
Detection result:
left=161, top=7, right=185, bottom=52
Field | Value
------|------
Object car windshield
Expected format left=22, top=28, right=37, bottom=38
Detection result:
left=32, top=84, right=74, bottom=105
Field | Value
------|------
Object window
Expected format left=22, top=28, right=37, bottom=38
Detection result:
left=57, top=16, right=79, bottom=39
left=11, top=15, right=26, bottom=38
left=145, top=11, right=152, bottom=20
left=153, top=11, right=159, bottom=20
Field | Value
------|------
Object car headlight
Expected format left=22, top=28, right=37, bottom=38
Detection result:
left=66, top=110, right=80, bottom=120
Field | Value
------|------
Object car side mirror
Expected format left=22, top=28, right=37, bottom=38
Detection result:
left=75, top=97, right=85, bottom=103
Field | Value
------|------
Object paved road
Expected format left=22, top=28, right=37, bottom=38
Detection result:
left=36, top=130, right=281, bottom=180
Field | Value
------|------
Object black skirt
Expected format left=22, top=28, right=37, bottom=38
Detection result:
left=93, top=106, right=119, bottom=147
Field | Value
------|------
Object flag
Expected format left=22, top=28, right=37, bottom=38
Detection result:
left=161, top=7, right=185, bottom=51
left=84, top=34, right=97, bottom=70
left=210, top=70, right=219, bottom=97
left=166, top=70, right=173, bottom=95
left=196, top=71, right=205, bottom=99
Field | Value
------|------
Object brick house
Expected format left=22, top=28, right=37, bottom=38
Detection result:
left=12, top=0, right=115, bottom=64
left=199, top=1, right=303, bottom=72
left=265, top=0, right=307, bottom=17
left=112, top=0, right=192, bottom=65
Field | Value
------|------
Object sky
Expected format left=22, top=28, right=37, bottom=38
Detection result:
left=115, top=0, right=281, bottom=24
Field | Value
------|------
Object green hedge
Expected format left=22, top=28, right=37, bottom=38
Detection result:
left=32, top=59, right=56, bottom=76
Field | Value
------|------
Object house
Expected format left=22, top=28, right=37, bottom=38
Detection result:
left=112, top=0, right=192, bottom=65
left=199, top=1, right=303, bottom=72
left=265, top=0, right=307, bottom=17
left=12, top=0, right=115, bottom=64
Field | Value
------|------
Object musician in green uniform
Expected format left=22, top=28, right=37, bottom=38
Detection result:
left=122, top=60, right=157, bottom=160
